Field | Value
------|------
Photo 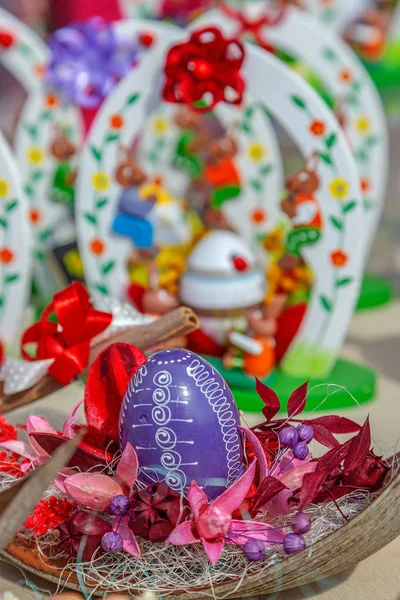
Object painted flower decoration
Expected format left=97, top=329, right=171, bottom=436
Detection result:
left=0, top=29, right=16, bottom=49
left=26, top=146, right=45, bottom=166
left=0, top=178, right=9, bottom=198
left=167, top=461, right=285, bottom=565
left=151, top=116, right=171, bottom=136
left=330, top=249, right=348, bottom=268
left=329, top=177, right=349, bottom=199
left=247, top=142, right=267, bottom=162
left=163, top=26, right=245, bottom=113
left=309, top=120, right=326, bottom=136
left=353, top=115, right=372, bottom=135
left=46, top=17, right=138, bottom=108
left=92, top=171, right=110, bottom=192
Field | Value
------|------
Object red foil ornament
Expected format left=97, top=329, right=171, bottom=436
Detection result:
left=163, top=26, right=245, bottom=112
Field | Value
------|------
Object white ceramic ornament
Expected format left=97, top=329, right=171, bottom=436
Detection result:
left=0, top=8, right=83, bottom=296
left=76, top=19, right=364, bottom=378
left=0, top=131, right=31, bottom=346
left=193, top=3, right=389, bottom=263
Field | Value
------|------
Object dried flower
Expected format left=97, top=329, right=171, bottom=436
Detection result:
left=129, top=482, right=188, bottom=543
left=0, top=451, right=30, bottom=478
left=243, top=539, right=266, bottom=561
left=25, top=496, right=74, bottom=537
left=283, top=533, right=306, bottom=555
left=110, top=494, right=131, bottom=516
left=278, top=427, right=298, bottom=449
left=290, top=512, right=311, bottom=535
left=296, top=424, right=314, bottom=444
left=292, top=442, right=309, bottom=461
left=342, top=451, right=389, bottom=491
left=0, top=415, right=18, bottom=443
left=58, top=511, right=111, bottom=561
left=101, top=531, right=123, bottom=553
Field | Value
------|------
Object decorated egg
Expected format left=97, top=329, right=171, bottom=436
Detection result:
left=119, top=348, right=243, bottom=499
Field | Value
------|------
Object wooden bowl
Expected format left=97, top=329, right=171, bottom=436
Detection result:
left=3, top=471, right=400, bottom=598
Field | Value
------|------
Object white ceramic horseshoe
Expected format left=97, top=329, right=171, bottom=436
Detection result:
left=76, top=19, right=363, bottom=378
left=0, top=131, right=31, bottom=346
left=0, top=8, right=83, bottom=295
left=193, top=3, right=388, bottom=263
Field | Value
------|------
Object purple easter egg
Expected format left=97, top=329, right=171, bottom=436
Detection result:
left=119, top=349, right=243, bottom=499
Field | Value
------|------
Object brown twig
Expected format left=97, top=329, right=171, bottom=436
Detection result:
left=0, top=307, right=199, bottom=414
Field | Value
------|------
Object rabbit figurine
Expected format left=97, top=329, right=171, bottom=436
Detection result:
left=204, top=133, right=242, bottom=209
left=112, top=144, right=157, bottom=254
left=279, top=152, right=322, bottom=269
left=49, top=124, right=77, bottom=207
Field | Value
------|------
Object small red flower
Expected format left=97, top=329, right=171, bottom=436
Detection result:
left=0, top=29, right=16, bottom=49
left=0, top=415, right=18, bottom=443
left=0, top=247, right=14, bottom=264
left=251, top=208, right=267, bottom=224
left=139, top=31, right=155, bottom=48
left=339, top=68, right=353, bottom=83
left=309, top=120, right=326, bottom=136
left=360, top=177, right=371, bottom=193
left=25, top=496, right=74, bottom=537
left=330, top=249, right=348, bottom=268
left=89, top=238, right=105, bottom=256
left=163, top=27, right=245, bottom=112
left=109, top=114, right=124, bottom=129
left=29, top=208, right=41, bottom=224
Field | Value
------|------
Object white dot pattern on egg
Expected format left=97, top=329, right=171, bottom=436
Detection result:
left=119, top=349, right=244, bottom=499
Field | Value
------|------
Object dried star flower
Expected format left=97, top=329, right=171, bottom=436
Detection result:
left=129, top=482, right=188, bottom=543
left=58, top=511, right=111, bottom=561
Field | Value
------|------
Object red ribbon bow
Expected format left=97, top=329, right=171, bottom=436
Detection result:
left=220, top=3, right=287, bottom=53
left=163, top=26, right=245, bottom=113
left=21, top=282, right=112, bottom=385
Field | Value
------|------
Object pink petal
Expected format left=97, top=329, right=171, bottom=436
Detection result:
left=0, top=440, right=37, bottom=459
left=188, top=481, right=209, bottom=518
left=54, top=468, right=77, bottom=493
left=167, top=521, right=200, bottom=545
left=63, top=399, right=83, bottom=438
left=279, top=462, right=317, bottom=491
left=26, top=416, right=57, bottom=435
left=118, top=516, right=141, bottom=557
left=202, top=538, right=225, bottom=565
left=229, top=520, right=285, bottom=546
left=209, top=460, right=257, bottom=516
left=64, top=473, right=124, bottom=512
left=116, top=443, right=138, bottom=493
left=263, top=489, right=293, bottom=518
left=239, top=426, right=268, bottom=482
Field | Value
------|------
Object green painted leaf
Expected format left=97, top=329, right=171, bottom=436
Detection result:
left=101, top=260, right=116, bottom=275
left=352, top=80, right=362, bottom=92
left=346, top=94, right=359, bottom=107
left=96, top=198, right=108, bottom=209
left=322, top=47, right=338, bottom=61
left=94, top=283, right=109, bottom=295
left=24, top=123, right=37, bottom=139
left=31, top=171, right=44, bottom=182
left=356, top=149, right=368, bottom=162
left=34, top=249, right=45, bottom=260
left=0, top=296, right=3, bottom=307
left=84, top=212, right=97, bottom=225
left=260, top=164, right=273, bottom=177
left=329, top=216, right=343, bottom=230
left=18, top=43, right=32, bottom=58
left=342, top=200, right=357, bottom=213
left=39, top=228, right=53, bottom=242
left=90, top=146, right=102, bottom=162
left=319, top=152, right=333, bottom=166
left=126, top=92, right=140, bottom=105
left=24, top=184, right=33, bottom=197
left=239, top=121, right=252, bottom=135
left=5, top=200, right=18, bottom=212
left=336, top=277, right=353, bottom=287
left=250, top=179, right=262, bottom=192
left=5, top=273, right=20, bottom=284
left=363, top=198, right=375, bottom=211
left=365, top=135, right=378, bottom=148
left=156, top=138, right=166, bottom=150
left=147, top=150, right=158, bottom=163
left=0, top=217, right=7, bottom=229
left=244, top=106, right=254, bottom=119
left=40, top=111, right=53, bottom=121
left=320, top=295, right=333, bottom=312
left=106, top=133, right=120, bottom=143
left=325, top=133, right=336, bottom=149
left=291, top=95, right=307, bottom=109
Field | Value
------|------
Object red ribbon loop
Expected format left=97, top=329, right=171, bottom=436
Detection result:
left=21, top=282, right=112, bottom=385
left=163, top=26, right=246, bottom=112
left=220, top=3, right=287, bottom=53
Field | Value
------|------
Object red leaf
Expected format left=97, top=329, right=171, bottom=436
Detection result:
left=84, top=343, right=147, bottom=449
left=311, top=423, right=340, bottom=449
left=343, top=417, right=371, bottom=473
left=314, top=485, right=361, bottom=504
left=256, top=379, right=281, bottom=422
left=252, top=476, right=287, bottom=514
left=287, top=381, right=308, bottom=418
left=308, top=416, right=361, bottom=434
left=316, top=439, right=352, bottom=474
left=299, top=471, right=328, bottom=510
left=30, top=433, right=113, bottom=472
